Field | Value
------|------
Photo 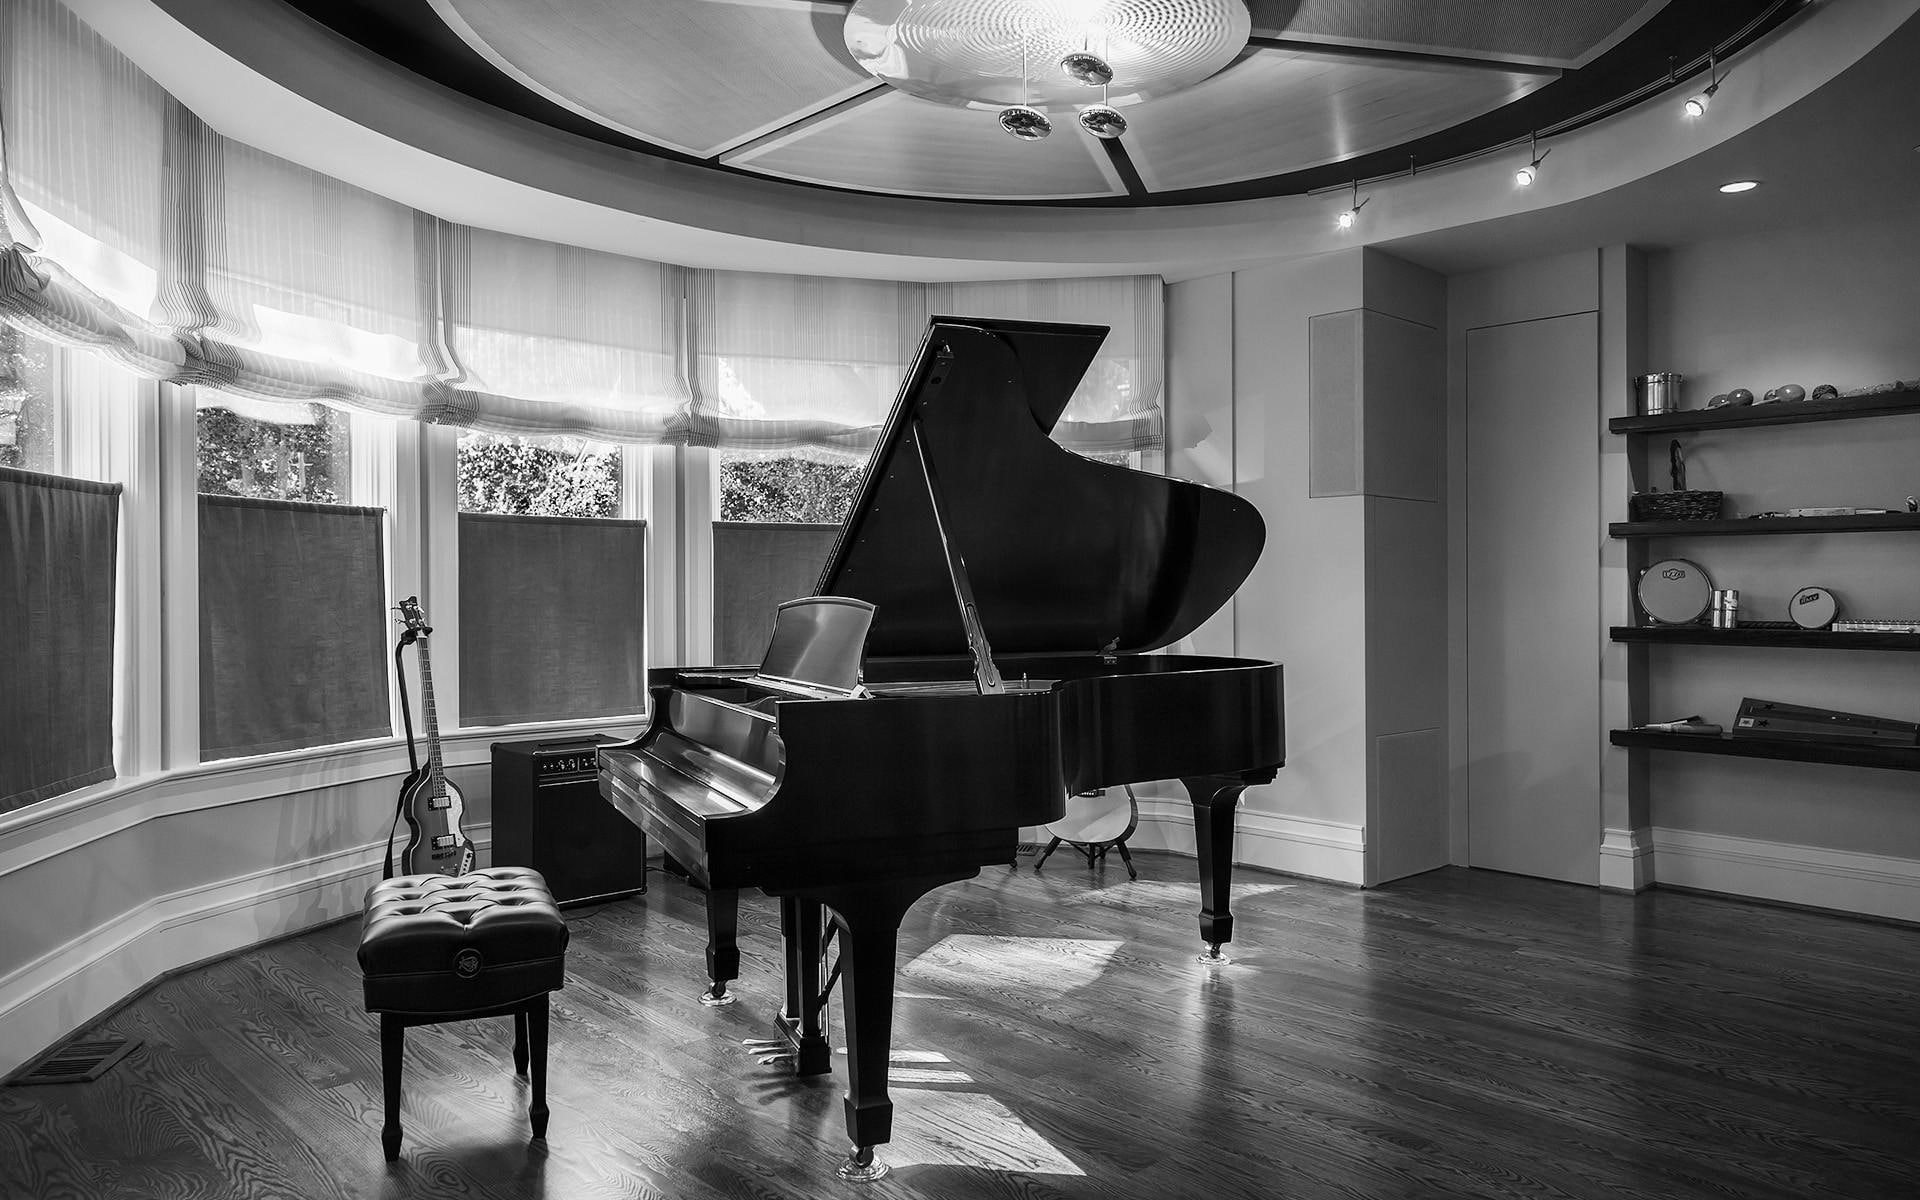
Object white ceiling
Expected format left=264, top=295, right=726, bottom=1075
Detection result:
left=87, top=0, right=1920, bottom=280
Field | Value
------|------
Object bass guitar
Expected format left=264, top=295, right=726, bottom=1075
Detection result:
left=396, top=597, right=476, bottom=876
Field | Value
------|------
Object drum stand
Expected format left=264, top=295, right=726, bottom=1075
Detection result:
left=1034, top=784, right=1140, bottom=881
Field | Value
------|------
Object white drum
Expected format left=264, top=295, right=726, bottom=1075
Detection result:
left=1789, top=585, right=1840, bottom=630
left=1638, top=558, right=1715, bottom=625
left=1045, top=786, right=1138, bottom=847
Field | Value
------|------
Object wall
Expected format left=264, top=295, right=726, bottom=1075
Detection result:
left=1442, top=214, right=1920, bottom=920
left=1153, top=249, right=1448, bottom=886
left=1637, top=210, right=1920, bottom=910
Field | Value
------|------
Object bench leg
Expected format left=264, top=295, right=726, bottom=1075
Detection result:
left=513, top=1009, right=529, bottom=1075
left=528, top=996, right=550, bottom=1140
left=380, top=1015, right=405, bottom=1161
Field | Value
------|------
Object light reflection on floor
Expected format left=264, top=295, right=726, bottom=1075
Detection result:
left=883, top=1087, right=1087, bottom=1175
left=1061, top=880, right=1297, bottom=911
left=901, top=935, right=1123, bottom=997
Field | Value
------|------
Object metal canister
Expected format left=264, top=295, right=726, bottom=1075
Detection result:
left=1710, top=588, right=1740, bottom=629
left=1635, top=372, right=1683, bottom=415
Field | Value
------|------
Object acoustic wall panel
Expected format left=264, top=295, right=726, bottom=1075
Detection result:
left=1309, top=309, right=1362, bottom=497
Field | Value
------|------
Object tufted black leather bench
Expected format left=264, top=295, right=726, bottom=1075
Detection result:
left=357, top=867, right=568, bottom=1160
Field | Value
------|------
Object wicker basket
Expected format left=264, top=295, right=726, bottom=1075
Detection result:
left=1630, top=489, right=1724, bottom=522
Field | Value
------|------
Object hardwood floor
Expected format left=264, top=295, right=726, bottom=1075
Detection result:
left=5, top=855, right=1918, bottom=1199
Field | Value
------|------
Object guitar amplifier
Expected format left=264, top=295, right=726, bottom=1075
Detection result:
left=491, top=736, right=648, bottom=906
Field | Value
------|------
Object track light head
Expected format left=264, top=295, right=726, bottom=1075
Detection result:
left=1335, top=181, right=1368, bottom=230
left=1683, top=82, right=1718, bottom=117
left=1514, top=144, right=1549, bottom=187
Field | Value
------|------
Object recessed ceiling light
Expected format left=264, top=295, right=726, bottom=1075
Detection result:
left=1718, top=180, right=1761, bottom=193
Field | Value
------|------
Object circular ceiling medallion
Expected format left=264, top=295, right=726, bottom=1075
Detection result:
left=844, top=0, right=1251, bottom=111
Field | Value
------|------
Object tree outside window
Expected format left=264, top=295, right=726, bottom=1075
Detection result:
left=717, top=452, right=865, bottom=524
left=0, top=325, right=59, bottom=473
left=457, top=431, right=620, bottom=518
left=196, top=400, right=351, bottom=501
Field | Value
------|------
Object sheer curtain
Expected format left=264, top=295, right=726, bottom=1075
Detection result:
left=690, top=271, right=924, bottom=455
left=449, top=228, right=687, bottom=440
left=927, top=276, right=1164, bottom=455
left=0, top=0, right=1164, bottom=456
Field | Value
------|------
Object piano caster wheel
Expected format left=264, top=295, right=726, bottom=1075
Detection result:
left=1198, top=943, right=1232, bottom=966
left=835, top=1145, right=888, bottom=1182
left=699, top=983, right=736, bottom=1007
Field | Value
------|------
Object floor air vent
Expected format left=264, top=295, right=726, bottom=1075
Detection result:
left=7, top=1035, right=139, bottom=1086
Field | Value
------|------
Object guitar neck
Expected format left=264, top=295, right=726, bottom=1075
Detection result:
left=417, top=637, right=443, bottom=776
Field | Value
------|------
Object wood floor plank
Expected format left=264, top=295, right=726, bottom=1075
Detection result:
left=6, top=858, right=1919, bottom=1199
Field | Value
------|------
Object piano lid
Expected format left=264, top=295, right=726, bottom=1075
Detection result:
left=816, top=317, right=1265, bottom=661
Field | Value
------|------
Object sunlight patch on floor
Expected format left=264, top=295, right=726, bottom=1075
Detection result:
left=883, top=1088, right=1086, bottom=1175
left=1065, top=880, right=1297, bottom=911
left=901, top=935, right=1123, bottom=997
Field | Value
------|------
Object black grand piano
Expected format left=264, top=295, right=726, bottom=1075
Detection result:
left=598, top=316, right=1283, bottom=1178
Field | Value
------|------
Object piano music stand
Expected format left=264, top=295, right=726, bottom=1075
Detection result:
left=1035, top=784, right=1140, bottom=881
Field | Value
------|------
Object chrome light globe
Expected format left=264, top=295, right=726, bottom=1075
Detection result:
left=1060, top=51, right=1114, bottom=87
left=1078, top=104, right=1127, bottom=139
left=999, top=105, right=1052, bottom=140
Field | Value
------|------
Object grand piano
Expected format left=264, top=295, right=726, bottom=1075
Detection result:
left=598, top=316, right=1284, bottom=1179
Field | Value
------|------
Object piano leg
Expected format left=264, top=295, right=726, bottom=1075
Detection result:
left=791, top=868, right=977, bottom=1181
left=1184, top=773, right=1256, bottom=964
left=701, top=886, right=741, bottom=1006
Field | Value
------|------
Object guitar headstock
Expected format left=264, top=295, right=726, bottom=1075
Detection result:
left=397, top=596, right=432, bottom=639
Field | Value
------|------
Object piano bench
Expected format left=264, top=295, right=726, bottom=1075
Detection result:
left=356, top=867, right=569, bottom=1161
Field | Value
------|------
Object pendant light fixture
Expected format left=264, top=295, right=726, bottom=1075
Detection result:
left=999, top=38, right=1051, bottom=140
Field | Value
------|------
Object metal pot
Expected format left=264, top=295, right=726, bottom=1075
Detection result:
left=1634, top=372, right=1683, bottom=415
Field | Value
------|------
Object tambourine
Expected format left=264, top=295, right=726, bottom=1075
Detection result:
left=1637, top=558, right=1714, bottom=625
left=1789, top=585, right=1839, bottom=630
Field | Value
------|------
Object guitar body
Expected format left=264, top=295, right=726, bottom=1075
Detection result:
left=398, top=766, right=476, bottom=877
left=394, top=597, right=476, bottom=877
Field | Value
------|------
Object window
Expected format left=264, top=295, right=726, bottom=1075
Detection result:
left=0, top=324, right=62, bottom=472
left=456, top=431, right=621, bottom=518
left=195, top=397, right=351, bottom=502
left=711, top=451, right=864, bottom=665
left=194, top=394, right=387, bottom=760
left=455, top=431, right=646, bottom=725
left=0, top=326, right=119, bottom=811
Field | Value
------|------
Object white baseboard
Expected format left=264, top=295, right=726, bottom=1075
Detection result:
left=1599, top=826, right=1653, bottom=892
left=1650, top=827, right=1920, bottom=923
left=0, top=825, right=491, bottom=1079
left=1131, top=796, right=1365, bottom=885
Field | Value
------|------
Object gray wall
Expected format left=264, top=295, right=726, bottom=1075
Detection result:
left=1162, top=249, right=1449, bottom=885
left=1640, top=211, right=1920, bottom=859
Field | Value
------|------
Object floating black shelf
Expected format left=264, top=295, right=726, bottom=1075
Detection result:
left=1609, top=626, right=1920, bottom=650
left=1608, top=386, right=1920, bottom=435
left=1609, top=729, right=1920, bottom=772
left=1610, top=513, right=1920, bottom=538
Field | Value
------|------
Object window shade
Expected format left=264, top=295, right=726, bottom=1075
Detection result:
left=712, top=522, right=839, bottom=667
left=198, top=495, right=388, bottom=759
left=0, top=465, right=119, bottom=812
left=458, top=513, right=646, bottom=725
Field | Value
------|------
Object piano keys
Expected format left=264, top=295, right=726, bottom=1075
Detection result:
left=600, top=315, right=1284, bottom=1178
